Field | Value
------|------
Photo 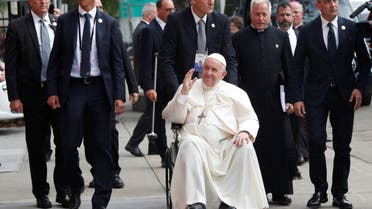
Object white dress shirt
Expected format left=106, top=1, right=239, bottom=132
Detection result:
left=321, top=16, right=339, bottom=49
left=155, top=17, right=166, bottom=31
left=191, top=7, right=207, bottom=33
left=70, top=6, right=101, bottom=78
left=287, top=26, right=297, bottom=55
left=31, top=11, right=55, bottom=80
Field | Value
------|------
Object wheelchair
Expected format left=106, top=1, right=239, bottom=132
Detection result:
left=165, top=123, right=181, bottom=209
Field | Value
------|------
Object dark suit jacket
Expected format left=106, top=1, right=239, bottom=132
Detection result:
left=121, top=41, right=138, bottom=97
left=158, top=7, right=238, bottom=93
left=47, top=9, right=125, bottom=106
left=5, top=13, right=57, bottom=107
left=140, top=19, right=164, bottom=92
left=132, top=20, right=148, bottom=85
left=291, top=16, right=371, bottom=105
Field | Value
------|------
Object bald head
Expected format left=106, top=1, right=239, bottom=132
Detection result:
left=95, top=0, right=103, bottom=11
left=289, top=1, right=304, bottom=29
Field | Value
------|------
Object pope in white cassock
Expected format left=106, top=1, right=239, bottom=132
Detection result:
left=162, top=53, right=269, bottom=209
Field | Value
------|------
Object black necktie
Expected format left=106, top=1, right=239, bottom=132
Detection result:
left=327, top=22, right=336, bottom=60
left=327, top=22, right=337, bottom=86
left=81, top=13, right=91, bottom=78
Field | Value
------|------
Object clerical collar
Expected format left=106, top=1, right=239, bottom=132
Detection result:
left=191, top=6, right=207, bottom=25
left=250, top=24, right=268, bottom=32
left=294, top=23, right=302, bottom=30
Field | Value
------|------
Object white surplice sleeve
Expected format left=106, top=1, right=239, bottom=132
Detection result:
left=162, top=85, right=189, bottom=124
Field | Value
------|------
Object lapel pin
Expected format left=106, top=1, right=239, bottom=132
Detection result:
left=98, top=18, right=103, bottom=23
left=51, top=22, right=57, bottom=26
left=341, top=25, right=346, bottom=30
left=275, top=44, right=279, bottom=48
left=211, top=23, right=215, bottom=28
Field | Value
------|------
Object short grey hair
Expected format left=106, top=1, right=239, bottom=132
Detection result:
left=250, top=0, right=272, bottom=14
left=142, top=2, right=157, bottom=16
left=289, top=1, right=304, bottom=13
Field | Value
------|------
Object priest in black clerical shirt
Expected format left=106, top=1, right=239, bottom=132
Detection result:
left=232, top=0, right=297, bottom=206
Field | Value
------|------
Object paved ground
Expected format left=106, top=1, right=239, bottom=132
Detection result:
left=0, top=103, right=372, bottom=209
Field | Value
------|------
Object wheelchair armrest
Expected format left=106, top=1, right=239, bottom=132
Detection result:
left=171, top=123, right=183, bottom=131
left=171, top=123, right=182, bottom=143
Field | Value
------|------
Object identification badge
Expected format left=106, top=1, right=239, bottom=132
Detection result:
left=194, top=53, right=208, bottom=74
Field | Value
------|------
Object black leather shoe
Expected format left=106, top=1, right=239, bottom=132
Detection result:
left=112, top=174, right=124, bottom=189
left=186, top=202, right=206, bottom=209
left=36, top=195, right=52, bottom=208
left=297, top=155, right=305, bottom=165
left=88, top=179, right=95, bottom=188
left=161, top=158, right=166, bottom=168
left=272, top=194, right=292, bottom=205
left=293, top=168, right=302, bottom=180
left=56, top=193, right=70, bottom=208
left=219, top=201, right=236, bottom=209
left=69, top=193, right=81, bottom=209
left=89, top=175, right=124, bottom=189
left=46, top=149, right=53, bottom=162
left=332, top=195, right=353, bottom=209
left=307, top=192, right=328, bottom=208
left=125, top=144, right=143, bottom=157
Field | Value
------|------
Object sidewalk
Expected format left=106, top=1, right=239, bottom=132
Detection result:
left=0, top=104, right=372, bottom=209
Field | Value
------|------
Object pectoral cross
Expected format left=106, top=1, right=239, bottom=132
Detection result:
left=197, top=112, right=206, bottom=124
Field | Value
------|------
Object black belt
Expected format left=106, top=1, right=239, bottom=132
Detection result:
left=70, top=76, right=103, bottom=84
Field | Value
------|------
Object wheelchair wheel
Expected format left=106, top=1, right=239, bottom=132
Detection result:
left=165, top=147, right=173, bottom=209
left=165, top=141, right=179, bottom=209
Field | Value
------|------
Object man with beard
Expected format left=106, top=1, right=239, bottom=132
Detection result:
left=276, top=2, right=307, bottom=180
left=232, top=0, right=297, bottom=205
left=276, top=3, right=297, bottom=54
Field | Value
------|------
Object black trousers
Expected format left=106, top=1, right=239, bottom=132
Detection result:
left=111, top=117, right=121, bottom=174
left=306, top=86, right=354, bottom=197
left=127, top=90, right=167, bottom=159
left=86, top=113, right=121, bottom=176
left=22, top=82, right=65, bottom=198
left=290, top=114, right=309, bottom=160
left=60, top=77, right=113, bottom=207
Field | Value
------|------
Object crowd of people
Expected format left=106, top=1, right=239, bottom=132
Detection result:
left=2, top=0, right=370, bottom=208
